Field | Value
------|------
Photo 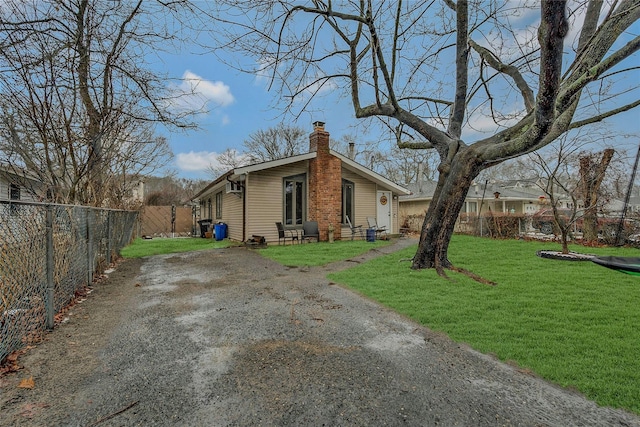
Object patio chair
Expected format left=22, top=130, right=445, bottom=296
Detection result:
left=302, top=221, right=320, bottom=243
left=276, top=222, right=298, bottom=245
left=367, top=217, right=387, bottom=239
left=345, top=216, right=364, bottom=240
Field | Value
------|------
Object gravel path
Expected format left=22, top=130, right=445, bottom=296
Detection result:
left=1, top=238, right=638, bottom=426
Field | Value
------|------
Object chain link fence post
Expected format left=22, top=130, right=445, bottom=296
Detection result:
left=106, top=210, right=112, bottom=266
left=86, top=207, right=94, bottom=286
left=45, top=205, right=55, bottom=330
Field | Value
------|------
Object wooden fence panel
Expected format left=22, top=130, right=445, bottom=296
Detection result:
left=140, top=206, right=194, bottom=237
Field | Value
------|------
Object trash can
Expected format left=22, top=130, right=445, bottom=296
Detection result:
left=214, top=222, right=227, bottom=241
left=366, top=228, right=376, bottom=242
left=197, top=219, right=212, bottom=238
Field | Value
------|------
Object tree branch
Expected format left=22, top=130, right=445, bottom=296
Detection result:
left=558, top=35, right=640, bottom=109
left=468, top=39, right=535, bottom=112
left=448, top=0, right=468, bottom=139
left=534, top=0, right=568, bottom=131
left=569, top=98, right=640, bottom=129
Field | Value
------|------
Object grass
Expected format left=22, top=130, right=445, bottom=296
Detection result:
left=121, top=237, right=232, bottom=258
left=324, top=235, right=640, bottom=415
left=259, top=239, right=392, bottom=266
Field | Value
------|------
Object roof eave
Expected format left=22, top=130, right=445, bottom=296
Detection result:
left=331, top=150, right=410, bottom=195
left=230, top=152, right=317, bottom=179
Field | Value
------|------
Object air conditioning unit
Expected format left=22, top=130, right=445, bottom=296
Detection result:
left=225, top=181, right=242, bottom=194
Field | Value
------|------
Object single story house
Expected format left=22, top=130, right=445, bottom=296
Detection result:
left=193, top=122, right=410, bottom=243
left=0, top=164, right=44, bottom=202
left=400, top=179, right=550, bottom=219
left=398, top=179, right=577, bottom=232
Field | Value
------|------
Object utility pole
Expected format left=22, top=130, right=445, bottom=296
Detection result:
left=615, top=143, right=640, bottom=246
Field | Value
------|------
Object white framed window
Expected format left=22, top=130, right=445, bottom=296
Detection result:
left=342, top=179, right=354, bottom=224
left=284, top=174, right=306, bottom=226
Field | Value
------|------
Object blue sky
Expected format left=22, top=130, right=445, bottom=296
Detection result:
left=154, top=3, right=640, bottom=180
left=155, top=51, right=361, bottom=179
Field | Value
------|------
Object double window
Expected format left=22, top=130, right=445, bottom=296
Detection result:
left=342, top=179, right=354, bottom=224
left=463, top=201, right=477, bottom=213
left=284, top=174, right=306, bottom=226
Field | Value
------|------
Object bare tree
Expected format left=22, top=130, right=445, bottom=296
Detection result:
left=380, top=146, right=438, bottom=186
left=204, top=124, right=305, bottom=178
left=579, top=148, right=616, bottom=242
left=144, top=176, right=208, bottom=206
left=206, top=148, right=250, bottom=178
left=0, top=0, right=201, bottom=207
left=529, top=138, right=584, bottom=254
left=333, top=128, right=439, bottom=185
left=243, top=123, right=307, bottom=163
left=476, top=158, right=536, bottom=184
left=211, top=0, right=640, bottom=276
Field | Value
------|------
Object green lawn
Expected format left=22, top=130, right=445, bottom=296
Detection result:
left=324, top=235, right=640, bottom=415
left=259, top=239, right=392, bottom=266
left=121, top=237, right=232, bottom=258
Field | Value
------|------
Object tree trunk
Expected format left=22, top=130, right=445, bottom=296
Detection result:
left=580, top=149, right=614, bottom=242
left=412, top=149, right=482, bottom=272
left=560, top=228, right=570, bottom=254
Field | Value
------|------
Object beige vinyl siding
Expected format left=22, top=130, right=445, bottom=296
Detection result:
left=399, top=199, right=429, bottom=233
left=392, top=195, right=399, bottom=233
left=340, top=168, right=376, bottom=239
left=199, top=186, right=220, bottom=233
left=0, top=179, right=8, bottom=201
left=245, top=162, right=309, bottom=244
left=223, top=191, right=244, bottom=241
left=400, top=199, right=430, bottom=217
left=199, top=184, right=244, bottom=241
left=0, top=177, right=38, bottom=202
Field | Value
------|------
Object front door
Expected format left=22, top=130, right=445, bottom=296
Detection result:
left=376, top=191, right=392, bottom=232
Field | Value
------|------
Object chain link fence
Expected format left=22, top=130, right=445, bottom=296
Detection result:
left=403, top=212, right=639, bottom=242
left=1, top=201, right=138, bottom=365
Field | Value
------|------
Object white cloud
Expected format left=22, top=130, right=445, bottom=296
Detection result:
left=254, top=56, right=275, bottom=85
left=301, top=73, right=339, bottom=97
left=176, top=149, right=251, bottom=174
left=463, top=106, right=526, bottom=140
left=221, top=115, right=230, bottom=125
left=505, top=1, right=540, bottom=26
left=167, top=71, right=235, bottom=114
left=176, top=151, right=221, bottom=172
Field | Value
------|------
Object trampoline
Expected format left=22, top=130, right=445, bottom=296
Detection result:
left=591, top=256, right=640, bottom=276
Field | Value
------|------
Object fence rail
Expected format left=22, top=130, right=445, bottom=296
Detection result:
left=0, top=201, right=138, bottom=364
left=403, top=212, right=638, bottom=243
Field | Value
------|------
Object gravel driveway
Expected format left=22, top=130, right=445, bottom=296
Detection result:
left=1, top=239, right=638, bottom=426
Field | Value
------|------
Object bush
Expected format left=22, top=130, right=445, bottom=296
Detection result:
left=458, top=213, right=526, bottom=238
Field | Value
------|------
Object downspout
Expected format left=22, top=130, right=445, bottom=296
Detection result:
left=242, top=174, right=247, bottom=242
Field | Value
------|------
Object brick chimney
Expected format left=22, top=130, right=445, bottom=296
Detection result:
left=308, top=122, right=342, bottom=241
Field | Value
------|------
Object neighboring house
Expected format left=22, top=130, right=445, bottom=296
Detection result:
left=0, top=164, right=44, bottom=202
left=627, top=195, right=640, bottom=216
left=400, top=179, right=550, bottom=218
left=193, top=122, right=410, bottom=243
left=399, top=179, right=580, bottom=232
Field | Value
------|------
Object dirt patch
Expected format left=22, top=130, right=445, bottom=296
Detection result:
left=1, top=240, right=638, bottom=426
left=0, top=257, right=144, bottom=426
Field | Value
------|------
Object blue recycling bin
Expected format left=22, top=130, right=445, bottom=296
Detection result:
left=214, top=223, right=227, bottom=241
left=366, top=228, right=376, bottom=242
